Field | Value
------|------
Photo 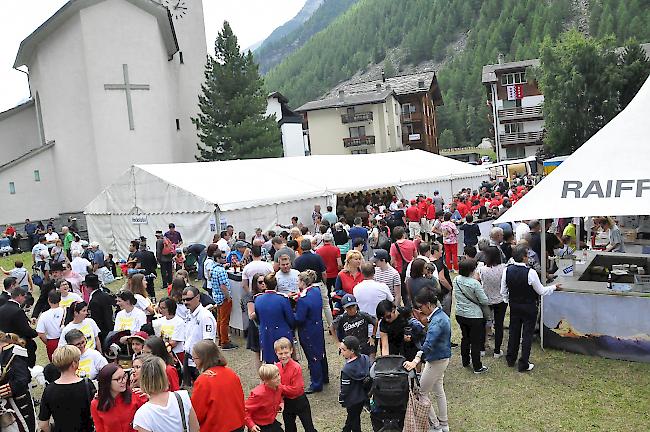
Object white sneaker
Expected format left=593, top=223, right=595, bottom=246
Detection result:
left=440, top=425, right=450, bottom=432
left=428, top=427, right=442, bottom=432
left=493, top=350, right=503, bottom=358
left=520, top=363, right=535, bottom=372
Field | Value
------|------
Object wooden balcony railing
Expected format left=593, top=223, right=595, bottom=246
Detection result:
left=341, top=112, right=373, bottom=123
left=498, top=130, right=544, bottom=145
left=497, top=105, right=543, bottom=121
left=343, top=136, right=376, bottom=147
left=400, top=112, right=423, bottom=123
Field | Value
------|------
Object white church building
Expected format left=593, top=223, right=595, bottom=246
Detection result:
left=0, top=0, right=208, bottom=225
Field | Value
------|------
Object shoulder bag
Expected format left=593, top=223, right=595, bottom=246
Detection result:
left=174, top=392, right=188, bottom=432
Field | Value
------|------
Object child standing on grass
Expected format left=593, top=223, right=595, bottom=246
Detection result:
left=274, top=337, right=317, bottom=432
left=339, top=336, right=371, bottom=432
left=245, top=364, right=285, bottom=432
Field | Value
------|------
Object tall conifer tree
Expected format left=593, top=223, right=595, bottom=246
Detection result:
left=193, top=22, right=281, bottom=161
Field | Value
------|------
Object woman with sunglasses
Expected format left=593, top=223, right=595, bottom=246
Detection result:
left=244, top=273, right=266, bottom=371
left=91, top=363, right=147, bottom=432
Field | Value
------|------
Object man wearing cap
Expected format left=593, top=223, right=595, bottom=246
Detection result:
left=227, top=241, right=250, bottom=267
left=371, top=249, right=402, bottom=306
left=89, top=242, right=105, bottom=273
left=164, top=223, right=183, bottom=248
left=331, top=294, right=378, bottom=358
left=353, top=262, right=394, bottom=328
left=87, top=274, right=114, bottom=346
left=405, top=200, right=421, bottom=240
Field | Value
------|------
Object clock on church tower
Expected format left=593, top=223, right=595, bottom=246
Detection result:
left=159, top=0, right=188, bottom=20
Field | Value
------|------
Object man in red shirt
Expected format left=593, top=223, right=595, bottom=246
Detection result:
left=405, top=200, right=421, bottom=240
left=456, top=197, right=470, bottom=219
left=316, top=233, right=342, bottom=303
left=389, top=226, right=417, bottom=306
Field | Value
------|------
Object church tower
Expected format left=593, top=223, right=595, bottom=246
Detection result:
left=159, top=0, right=208, bottom=162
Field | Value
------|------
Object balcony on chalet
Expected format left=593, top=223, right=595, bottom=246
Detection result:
left=497, top=105, right=543, bottom=122
left=341, top=112, right=373, bottom=123
left=499, top=130, right=544, bottom=145
left=400, top=112, right=423, bottom=123
left=343, top=136, right=375, bottom=147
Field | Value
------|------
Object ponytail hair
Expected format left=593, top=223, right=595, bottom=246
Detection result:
left=64, top=301, right=88, bottom=325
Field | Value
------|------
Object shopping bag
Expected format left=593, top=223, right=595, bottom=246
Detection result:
left=403, top=383, right=431, bottom=432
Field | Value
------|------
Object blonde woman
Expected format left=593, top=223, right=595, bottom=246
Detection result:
left=332, top=250, right=364, bottom=316
left=133, top=356, right=199, bottom=432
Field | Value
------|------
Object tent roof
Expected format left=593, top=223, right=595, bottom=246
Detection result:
left=85, top=150, right=488, bottom=214
left=496, top=76, right=650, bottom=223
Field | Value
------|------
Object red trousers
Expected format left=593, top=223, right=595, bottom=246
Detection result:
left=46, top=339, right=59, bottom=361
left=444, top=243, right=459, bottom=272
left=217, top=298, right=232, bottom=346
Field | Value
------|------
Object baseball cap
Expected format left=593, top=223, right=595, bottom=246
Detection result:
left=323, top=233, right=334, bottom=242
left=341, top=294, right=358, bottom=308
left=127, top=331, right=149, bottom=343
left=370, top=249, right=390, bottom=262
left=155, top=230, right=163, bottom=236
left=234, top=241, right=247, bottom=249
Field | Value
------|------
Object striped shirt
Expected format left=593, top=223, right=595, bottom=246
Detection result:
left=374, top=265, right=401, bottom=296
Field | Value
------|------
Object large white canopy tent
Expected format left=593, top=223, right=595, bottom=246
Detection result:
left=85, top=150, right=489, bottom=258
left=496, top=75, right=650, bottom=224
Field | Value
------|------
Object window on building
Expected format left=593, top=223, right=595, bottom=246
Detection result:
left=179, top=52, right=184, bottom=64
left=401, top=103, right=416, bottom=114
left=397, top=125, right=400, bottom=136
left=351, top=149, right=369, bottom=154
left=505, top=122, right=524, bottom=134
left=34, top=170, right=40, bottom=182
left=176, top=119, right=181, bottom=131
left=506, top=146, right=525, bottom=159
left=500, top=71, right=526, bottom=86
left=346, top=107, right=355, bottom=117
left=9, top=182, right=15, bottom=195
left=349, top=126, right=365, bottom=138
left=405, top=124, right=415, bottom=135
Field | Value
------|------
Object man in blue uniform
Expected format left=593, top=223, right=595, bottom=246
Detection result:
left=255, top=281, right=295, bottom=363
left=294, top=270, right=328, bottom=393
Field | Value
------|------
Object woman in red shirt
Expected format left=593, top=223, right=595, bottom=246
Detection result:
left=142, top=336, right=180, bottom=391
left=335, top=250, right=364, bottom=294
left=91, top=363, right=146, bottom=432
left=191, top=340, right=246, bottom=432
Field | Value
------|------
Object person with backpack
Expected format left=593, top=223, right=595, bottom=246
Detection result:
left=156, top=230, right=174, bottom=289
left=338, top=336, right=371, bottom=432
left=389, top=227, right=416, bottom=307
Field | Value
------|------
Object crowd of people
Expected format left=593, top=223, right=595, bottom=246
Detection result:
left=0, top=175, right=633, bottom=432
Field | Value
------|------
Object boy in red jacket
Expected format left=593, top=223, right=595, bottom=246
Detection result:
left=274, top=338, right=317, bottom=432
left=245, top=364, right=284, bottom=432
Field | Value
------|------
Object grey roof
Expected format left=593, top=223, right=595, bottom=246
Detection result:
left=0, top=100, right=34, bottom=122
left=481, top=59, right=541, bottom=84
left=14, top=0, right=178, bottom=68
left=0, top=142, right=55, bottom=174
left=295, top=88, right=395, bottom=112
left=643, top=43, right=650, bottom=57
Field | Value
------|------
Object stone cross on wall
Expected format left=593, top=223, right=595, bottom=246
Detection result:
left=104, top=64, right=150, bottom=130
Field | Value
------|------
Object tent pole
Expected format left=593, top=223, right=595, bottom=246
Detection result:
left=540, top=218, right=547, bottom=351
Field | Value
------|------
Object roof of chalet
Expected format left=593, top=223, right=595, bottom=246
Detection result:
left=295, top=88, right=395, bottom=112
left=481, top=59, right=541, bottom=84
left=14, top=0, right=178, bottom=68
left=0, top=142, right=55, bottom=174
left=326, top=71, right=443, bottom=105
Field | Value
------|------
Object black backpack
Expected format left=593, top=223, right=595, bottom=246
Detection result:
left=370, top=355, right=409, bottom=409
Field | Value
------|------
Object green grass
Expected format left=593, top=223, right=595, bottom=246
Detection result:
left=3, top=252, right=650, bottom=431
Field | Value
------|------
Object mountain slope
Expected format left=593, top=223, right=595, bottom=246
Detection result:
left=263, top=0, right=650, bottom=148
left=254, top=0, right=359, bottom=73
left=254, top=0, right=325, bottom=55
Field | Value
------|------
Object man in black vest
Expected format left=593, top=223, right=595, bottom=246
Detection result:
left=500, top=244, right=561, bottom=372
left=87, top=274, right=114, bottom=348
left=0, top=288, right=38, bottom=366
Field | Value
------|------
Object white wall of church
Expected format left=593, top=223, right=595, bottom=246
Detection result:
left=27, top=12, right=100, bottom=214
left=0, top=103, right=41, bottom=164
left=0, top=149, right=61, bottom=222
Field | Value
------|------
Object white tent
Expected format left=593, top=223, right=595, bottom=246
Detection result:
left=85, top=150, right=488, bottom=258
left=496, top=75, right=650, bottom=223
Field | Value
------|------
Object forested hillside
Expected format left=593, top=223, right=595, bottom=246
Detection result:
left=253, top=0, right=359, bottom=73
left=263, top=0, right=650, bottom=148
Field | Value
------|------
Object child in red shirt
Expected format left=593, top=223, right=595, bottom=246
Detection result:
left=274, top=338, right=317, bottom=432
left=245, top=364, right=284, bottom=432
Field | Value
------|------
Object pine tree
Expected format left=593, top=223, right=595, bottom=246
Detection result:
left=193, top=22, right=281, bottom=161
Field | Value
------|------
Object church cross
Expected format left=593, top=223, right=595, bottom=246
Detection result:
left=104, top=64, right=150, bottom=130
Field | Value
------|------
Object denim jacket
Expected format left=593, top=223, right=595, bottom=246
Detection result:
left=420, top=308, right=451, bottom=362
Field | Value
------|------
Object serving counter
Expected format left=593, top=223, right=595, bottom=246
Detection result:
left=542, top=251, right=650, bottom=362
